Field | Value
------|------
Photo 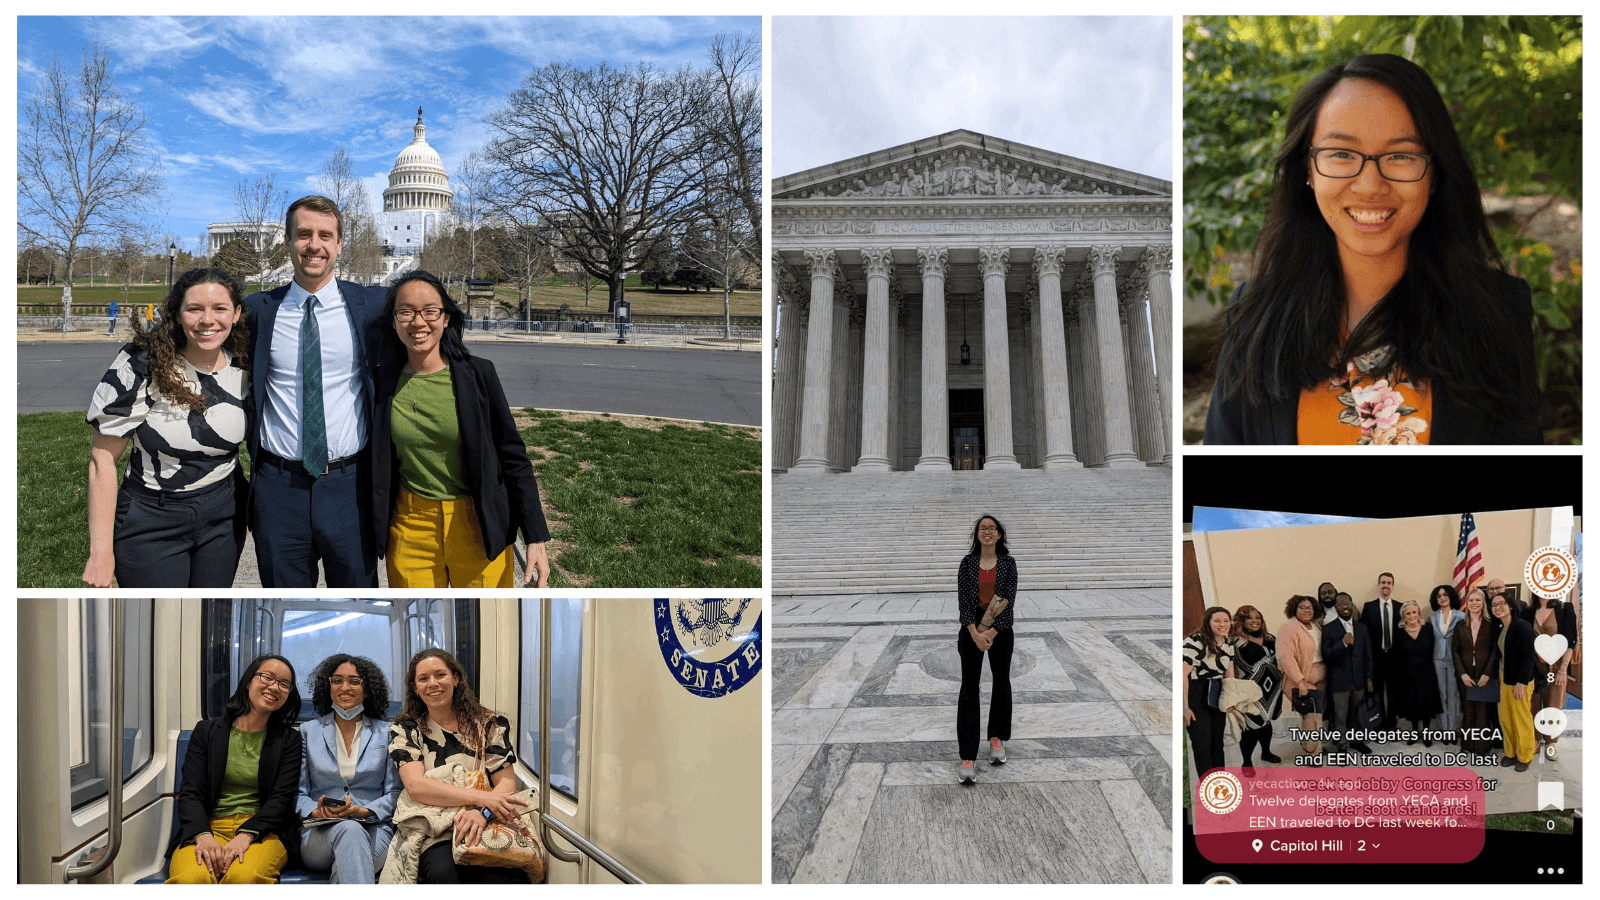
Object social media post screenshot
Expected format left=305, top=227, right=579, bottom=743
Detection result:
left=1179, top=456, right=1581, bottom=883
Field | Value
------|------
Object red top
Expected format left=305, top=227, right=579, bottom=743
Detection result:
left=978, top=566, right=996, bottom=607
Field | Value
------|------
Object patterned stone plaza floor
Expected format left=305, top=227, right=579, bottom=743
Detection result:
left=772, top=592, right=1173, bottom=884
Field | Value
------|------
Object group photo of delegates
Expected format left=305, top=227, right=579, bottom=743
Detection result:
left=1181, top=508, right=1580, bottom=813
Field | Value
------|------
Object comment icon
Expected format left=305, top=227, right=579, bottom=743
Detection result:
left=1533, top=707, right=1568, bottom=739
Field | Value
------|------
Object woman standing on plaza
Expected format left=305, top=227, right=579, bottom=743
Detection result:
left=955, top=514, right=1016, bottom=784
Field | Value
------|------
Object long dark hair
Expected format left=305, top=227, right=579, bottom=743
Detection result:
left=130, top=267, right=250, bottom=412
left=393, top=648, right=493, bottom=753
left=968, top=514, right=1010, bottom=557
left=225, top=654, right=302, bottom=734
left=379, top=270, right=471, bottom=368
left=1429, top=583, right=1461, bottom=611
left=308, top=653, right=391, bottom=719
left=1214, top=54, right=1537, bottom=433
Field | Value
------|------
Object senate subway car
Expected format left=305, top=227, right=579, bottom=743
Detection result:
left=18, top=599, right=762, bottom=884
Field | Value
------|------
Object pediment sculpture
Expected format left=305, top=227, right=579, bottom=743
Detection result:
left=796, top=150, right=1138, bottom=199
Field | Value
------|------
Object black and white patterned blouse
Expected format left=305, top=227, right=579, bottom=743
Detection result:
left=1182, top=633, right=1235, bottom=681
left=86, top=344, right=248, bottom=493
left=389, top=712, right=517, bottom=776
left=958, top=554, right=1018, bottom=628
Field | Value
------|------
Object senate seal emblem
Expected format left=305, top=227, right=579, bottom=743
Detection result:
left=655, top=599, right=762, bottom=698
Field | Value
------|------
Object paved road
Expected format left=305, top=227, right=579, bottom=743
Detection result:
left=17, top=340, right=762, bottom=426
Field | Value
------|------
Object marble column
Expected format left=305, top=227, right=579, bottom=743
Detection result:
left=1026, top=285, right=1047, bottom=467
left=914, top=248, right=951, bottom=470
left=1142, top=245, right=1175, bottom=464
left=888, top=289, right=907, bottom=471
left=1087, top=245, right=1141, bottom=466
left=829, top=287, right=861, bottom=472
left=1064, top=291, right=1092, bottom=466
left=1074, top=279, right=1108, bottom=467
left=790, top=250, right=837, bottom=473
left=1033, top=245, right=1080, bottom=468
left=853, top=248, right=894, bottom=471
left=1123, top=283, right=1163, bottom=463
left=978, top=247, right=1020, bottom=469
left=1117, top=283, right=1143, bottom=459
left=771, top=253, right=804, bottom=471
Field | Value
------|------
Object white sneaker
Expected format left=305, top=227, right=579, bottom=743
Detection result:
left=957, top=760, right=976, bottom=784
left=989, top=737, right=1007, bottom=765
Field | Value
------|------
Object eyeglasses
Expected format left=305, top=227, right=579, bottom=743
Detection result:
left=977, top=527, right=1000, bottom=534
left=328, top=676, right=364, bottom=687
left=254, top=671, right=293, bottom=692
left=394, top=307, right=445, bottom=323
left=1309, top=147, right=1432, bottom=182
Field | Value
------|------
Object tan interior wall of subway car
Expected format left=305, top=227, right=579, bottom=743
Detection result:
left=1194, top=509, right=1555, bottom=638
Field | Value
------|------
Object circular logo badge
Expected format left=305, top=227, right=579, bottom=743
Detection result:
left=1198, top=770, right=1244, bottom=816
left=655, top=599, right=762, bottom=698
left=1525, top=546, right=1578, bottom=600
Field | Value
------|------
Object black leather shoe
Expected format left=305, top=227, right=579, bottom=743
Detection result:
left=1260, top=750, right=1283, bottom=764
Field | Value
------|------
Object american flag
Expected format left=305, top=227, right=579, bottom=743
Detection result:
left=1454, top=513, right=1485, bottom=597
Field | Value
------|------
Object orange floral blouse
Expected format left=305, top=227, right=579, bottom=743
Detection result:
left=1297, top=344, right=1432, bottom=445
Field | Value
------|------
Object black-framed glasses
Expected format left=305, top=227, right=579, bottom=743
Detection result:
left=394, top=307, right=445, bottom=323
left=1309, top=147, right=1432, bottom=182
left=328, top=675, right=365, bottom=687
left=253, top=670, right=293, bottom=692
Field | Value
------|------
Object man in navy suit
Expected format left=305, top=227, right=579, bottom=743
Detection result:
left=1323, top=592, right=1374, bottom=754
left=1360, top=572, right=1403, bottom=730
left=245, top=195, right=386, bottom=587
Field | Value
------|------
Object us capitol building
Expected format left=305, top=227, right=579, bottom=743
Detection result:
left=771, top=129, right=1174, bottom=473
left=207, top=108, right=453, bottom=281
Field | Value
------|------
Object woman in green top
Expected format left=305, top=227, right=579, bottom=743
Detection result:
left=166, top=654, right=304, bottom=883
left=370, top=270, right=552, bottom=587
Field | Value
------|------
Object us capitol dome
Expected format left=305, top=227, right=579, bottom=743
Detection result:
left=377, top=107, right=454, bottom=274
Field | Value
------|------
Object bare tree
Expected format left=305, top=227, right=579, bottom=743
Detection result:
left=318, top=145, right=381, bottom=283
left=487, top=61, right=720, bottom=313
left=111, top=233, right=151, bottom=304
left=704, top=31, right=762, bottom=235
left=453, top=150, right=492, bottom=318
left=233, top=174, right=288, bottom=292
left=482, top=168, right=555, bottom=329
left=680, top=168, right=759, bottom=338
left=18, top=44, right=164, bottom=322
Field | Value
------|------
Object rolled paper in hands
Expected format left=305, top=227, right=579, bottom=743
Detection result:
left=980, top=596, right=1011, bottom=629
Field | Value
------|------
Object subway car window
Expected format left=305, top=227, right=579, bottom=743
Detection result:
left=203, top=600, right=478, bottom=720
left=519, top=599, right=582, bottom=797
left=68, top=599, right=154, bottom=810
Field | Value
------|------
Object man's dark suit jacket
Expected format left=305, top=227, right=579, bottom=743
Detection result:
left=1321, top=616, right=1374, bottom=692
left=164, top=716, right=303, bottom=868
left=370, top=354, right=551, bottom=565
left=1360, top=598, right=1403, bottom=660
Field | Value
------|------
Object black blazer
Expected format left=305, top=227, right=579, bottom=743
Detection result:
left=1360, top=598, right=1403, bottom=656
left=165, top=716, right=303, bottom=867
left=1203, top=276, right=1540, bottom=444
left=371, top=354, right=551, bottom=562
left=1499, top=616, right=1538, bottom=685
left=957, top=554, right=1017, bottom=628
left=1321, top=617, right=1373, bottom=692
left=1451, top=616, right=1501, bottom=684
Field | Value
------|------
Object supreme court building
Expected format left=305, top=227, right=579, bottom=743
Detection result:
left=771, top=130, right=1174, bottom=474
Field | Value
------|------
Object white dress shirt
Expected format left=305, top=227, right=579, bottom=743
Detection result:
left=260, top=279, right=367, bottom=461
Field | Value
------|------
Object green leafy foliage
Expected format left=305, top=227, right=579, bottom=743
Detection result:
left=1185, top=16, right=1582, bottom=440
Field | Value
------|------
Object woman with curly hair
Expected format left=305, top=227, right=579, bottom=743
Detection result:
left=1275, top=595, right=1326, bottom=763
left=1183, top=606, right=1236, bottom=778
left=297, top=654, right=399, bottom=883
left=385, top=648, right=530, bottom=883
left=83, top=267, right=251, bottom=587
left=1230, top=605, right=1283, bottom=769
left=1205, top=54, right=1540, bottom=443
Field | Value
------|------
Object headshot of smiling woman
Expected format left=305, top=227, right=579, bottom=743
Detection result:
left=1204, top=53, right=1541, bottom=444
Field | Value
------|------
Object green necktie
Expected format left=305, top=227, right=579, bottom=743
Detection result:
left=301, top=295, right=328, bottom=477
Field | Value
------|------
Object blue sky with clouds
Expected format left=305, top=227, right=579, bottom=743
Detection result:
left=18, top=16, right=756, bottom=254
left=1191, top=508, right=1376, bottom=533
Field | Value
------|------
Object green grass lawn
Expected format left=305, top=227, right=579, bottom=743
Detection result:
left=19, top=274, right=764, bottom=319
left=17, top=409, right=761, bottom=589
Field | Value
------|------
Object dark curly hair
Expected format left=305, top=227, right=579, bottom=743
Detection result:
left=308, top=654, right=390, bottom=719
left=1429, top=583, right=1461, bottom=611
left=393, top=648, right=494, bottom=753
left=1284, top=594, right=1318, bottom=620
left=130, top=267, right=250, bottom=412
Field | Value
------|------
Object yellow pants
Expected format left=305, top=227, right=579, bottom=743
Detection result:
left=1499, top=680, right=1537, bottom=763
left=166, top=813, right=286, bottom=884
left=387, top=487, right=513, bottom=588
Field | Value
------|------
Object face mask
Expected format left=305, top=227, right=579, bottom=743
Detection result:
left=333, top=702, right=365, bottom=721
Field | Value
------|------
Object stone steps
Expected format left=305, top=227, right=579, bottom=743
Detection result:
left=773, top=468, right=1171, bottom=594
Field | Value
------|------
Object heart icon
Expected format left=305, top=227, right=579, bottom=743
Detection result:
left=1534, top=634, right=1570, bottom=665
left=1533, top=707, right=1567, bottom=739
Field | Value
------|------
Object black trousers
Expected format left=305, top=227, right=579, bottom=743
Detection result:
left=1186, top=681, right=1226, bottom=777
left=113, top=471, right=245, bottom=588
left=957, top=626, right=1014, bottom=761
left=417, top=841, right=530, bottom=884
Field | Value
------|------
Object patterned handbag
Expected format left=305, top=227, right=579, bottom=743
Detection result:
left=452, top=729, right=545, bottom=882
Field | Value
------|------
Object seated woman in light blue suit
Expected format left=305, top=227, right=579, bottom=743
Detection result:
left=298, top=654, right=401, bottom=883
